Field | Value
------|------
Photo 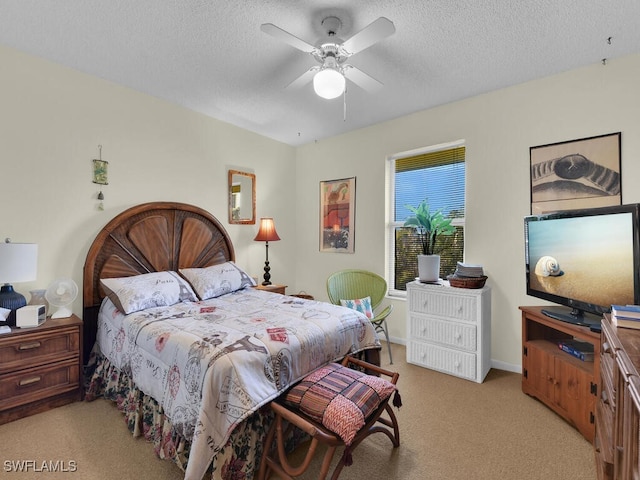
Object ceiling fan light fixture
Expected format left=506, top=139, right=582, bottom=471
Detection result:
left=313, top=68, right=345, bottom=99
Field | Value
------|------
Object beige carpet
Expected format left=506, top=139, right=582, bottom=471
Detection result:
left=0, top=343, right=595, bottom=479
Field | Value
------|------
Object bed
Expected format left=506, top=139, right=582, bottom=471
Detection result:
left=82, top=202, right=381, bottom=480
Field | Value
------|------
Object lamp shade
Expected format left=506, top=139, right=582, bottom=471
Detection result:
left=313, top=68, right=345, bottom=99
left=0, top=242, right=38, bottom=283
left=254, top=218, right=281, bottom=242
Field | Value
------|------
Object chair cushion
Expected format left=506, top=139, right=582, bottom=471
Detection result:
left=340, top=296, right=373, bottom=319
left=283, top=362, right=396, bottom=445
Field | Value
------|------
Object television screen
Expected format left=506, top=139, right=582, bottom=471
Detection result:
left=525, top=204, right=640, bottom=326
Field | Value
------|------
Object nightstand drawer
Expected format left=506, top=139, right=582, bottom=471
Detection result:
left=0, top=326, right=80, bottom=374
left=408, top=288, right=477, bottom=323
left=0, top=358, right=80, bottom=411
left=408, top=314, right=477, bottom=352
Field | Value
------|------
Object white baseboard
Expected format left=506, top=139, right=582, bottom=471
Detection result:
left=490, top=359, right=521, bottom=374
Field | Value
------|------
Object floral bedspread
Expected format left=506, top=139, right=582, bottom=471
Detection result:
left=92, top=288, right=379, bottom=480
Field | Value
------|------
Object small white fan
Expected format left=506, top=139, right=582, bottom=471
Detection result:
left=45, top=278, right=78, bottom=319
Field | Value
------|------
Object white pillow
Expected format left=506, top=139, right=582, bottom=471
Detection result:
left=100, top=271, right=198, bottom=314
left=179, top=261, right=256, bottom=300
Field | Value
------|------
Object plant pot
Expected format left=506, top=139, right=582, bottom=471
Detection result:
left=418, top=255, right=440, bottom=282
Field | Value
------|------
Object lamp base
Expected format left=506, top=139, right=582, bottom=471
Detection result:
left=0, top=284, right=27, bottom=327
left=262, top=261, right=272, bottom=286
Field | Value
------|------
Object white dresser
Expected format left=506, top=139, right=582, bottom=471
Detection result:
left=406, top=280, right=491, bottom=383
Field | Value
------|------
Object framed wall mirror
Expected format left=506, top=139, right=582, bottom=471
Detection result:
left=228, top=169, right=256, bottom=224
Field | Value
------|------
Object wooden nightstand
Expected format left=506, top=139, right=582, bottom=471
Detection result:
left=254, top=284, right=287, bottom=295
left=0, top=314, right=83, bottom=425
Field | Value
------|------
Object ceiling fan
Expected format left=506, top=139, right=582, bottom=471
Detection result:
left=261, top=16, right=395, bottom=100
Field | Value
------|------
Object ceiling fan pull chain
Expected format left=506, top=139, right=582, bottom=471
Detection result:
left=343, top=86, right=347, bottom=122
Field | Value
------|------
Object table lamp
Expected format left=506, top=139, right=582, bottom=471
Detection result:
left=0, top=239, right=38, bottom=326
left=254, top=218, right=280, bottom=286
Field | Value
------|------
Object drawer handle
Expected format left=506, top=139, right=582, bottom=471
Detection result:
left=18, top=375, right=42, bottom=387
left=18, top=341, right=42, bottom=351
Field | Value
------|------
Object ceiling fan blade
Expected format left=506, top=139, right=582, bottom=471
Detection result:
left=260, top=23, right=317, bottom=53
left=285, top=66, right=319, bottom=89
left=343, top=65, right=383, bottom=92
left=341, top=17, right=395, bottom=55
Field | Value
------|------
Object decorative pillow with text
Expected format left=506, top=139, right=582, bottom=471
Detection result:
left=179, top=261, right=256, bottom=300
left=100, top=271, right=198, bottom=314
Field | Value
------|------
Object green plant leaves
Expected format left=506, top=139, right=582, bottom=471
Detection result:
left=403, top=200, right=455, bottom=255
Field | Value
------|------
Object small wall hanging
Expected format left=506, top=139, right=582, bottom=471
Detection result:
left=92, top=145, right=108, bottom=210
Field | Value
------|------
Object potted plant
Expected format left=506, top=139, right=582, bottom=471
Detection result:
left=404, top=200, right=456, bottom=282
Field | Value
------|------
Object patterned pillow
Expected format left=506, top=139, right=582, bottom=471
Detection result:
left=100, top=271, right=198, bottom=314
left=340, top=296, right=374, bottom=319
left=283, top=362, right=396, bottom=445
left=179, top=261, right=256, bottom=300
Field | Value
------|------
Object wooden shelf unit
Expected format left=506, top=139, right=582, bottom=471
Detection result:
left=520, top=306, right=600, bottom=443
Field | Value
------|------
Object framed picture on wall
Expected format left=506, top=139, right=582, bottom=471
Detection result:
left=320, top=177, right=356, bottom=253
left=530, top=132, right=621, bottom=214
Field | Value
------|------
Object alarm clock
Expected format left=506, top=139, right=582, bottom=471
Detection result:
left=16, top=305, right=47, bottom=328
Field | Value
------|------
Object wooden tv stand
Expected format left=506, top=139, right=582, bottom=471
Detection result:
left=520, top=306, right=600, bottom=443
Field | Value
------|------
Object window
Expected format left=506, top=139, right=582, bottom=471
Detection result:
left=387, top=141, right=466, bottom=294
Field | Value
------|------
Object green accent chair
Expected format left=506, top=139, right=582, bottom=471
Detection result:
left=327, top=269, right=394, bottom=364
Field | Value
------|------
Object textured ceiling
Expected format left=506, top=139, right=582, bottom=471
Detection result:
left=1, top=1, right=639, bottom=146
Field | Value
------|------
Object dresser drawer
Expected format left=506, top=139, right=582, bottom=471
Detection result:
left=409, top=314, right=477, bottom=352
left=595, top=397, right=614, bottom=471
left=408, top=288, right=477, bottom=323
left=600, top=349, right=616, bottom=411
left=0, top=358, right=80, bottom=411
left=408, top=340, right=476, bottom=380
left=0, top=325, right=80, bottom=374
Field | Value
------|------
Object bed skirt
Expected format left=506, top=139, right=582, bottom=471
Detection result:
left=84, top=351, right=295, bottom=480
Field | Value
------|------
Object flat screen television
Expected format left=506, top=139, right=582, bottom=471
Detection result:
left=524, top=203, right=640, bottom=328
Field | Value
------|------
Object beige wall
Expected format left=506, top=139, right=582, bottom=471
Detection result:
left=295, top=53, right=640, bottom=371
left=0, top=45, right=296, bottom=316
left=3, top=43, right=640, bottom=371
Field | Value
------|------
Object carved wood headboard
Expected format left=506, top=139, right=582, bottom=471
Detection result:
left=82, top=202, right=235, bottom=362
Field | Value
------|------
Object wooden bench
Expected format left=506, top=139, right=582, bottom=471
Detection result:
left=258, top=355, right=401, bottom=480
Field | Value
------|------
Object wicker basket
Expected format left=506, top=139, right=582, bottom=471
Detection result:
left=446, top=274, right=488, bottom=289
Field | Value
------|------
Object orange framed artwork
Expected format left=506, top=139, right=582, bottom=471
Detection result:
left=320, top=177, right=355, bottom=253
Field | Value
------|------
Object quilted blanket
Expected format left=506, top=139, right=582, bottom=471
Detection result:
left=95, top=288, right=379, bottom=480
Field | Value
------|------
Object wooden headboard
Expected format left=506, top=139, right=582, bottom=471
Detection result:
left=82, top=202, right=235, bottom=363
